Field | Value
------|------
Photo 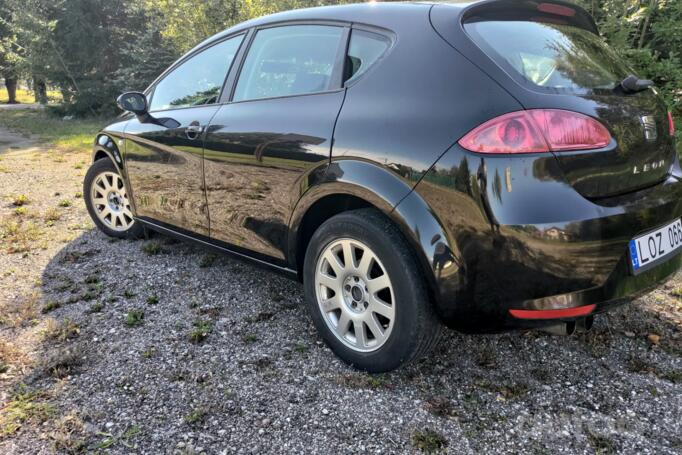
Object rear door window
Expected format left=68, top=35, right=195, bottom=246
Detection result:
left=464, top=19, right=632, bottom=94
left=233, top=25, right=343, bottom=101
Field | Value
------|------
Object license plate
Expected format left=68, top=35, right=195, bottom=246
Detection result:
left=629, top=219, right=682, bottom=274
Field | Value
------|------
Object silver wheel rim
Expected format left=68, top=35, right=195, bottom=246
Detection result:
left=314, top=238, right=395, bottom=353
left=90, top=171, right=134, bottom=232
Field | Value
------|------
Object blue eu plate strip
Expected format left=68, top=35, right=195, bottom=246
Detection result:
left=629, top=240, right=640, bottom=270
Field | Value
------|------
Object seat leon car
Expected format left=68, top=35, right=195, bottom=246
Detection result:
left=84, top=0, right=682, bottom=372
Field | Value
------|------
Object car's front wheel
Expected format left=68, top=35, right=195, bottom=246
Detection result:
left=84, top=158, right=143, bottom=239
left=303, top=208, right=441, bottom=372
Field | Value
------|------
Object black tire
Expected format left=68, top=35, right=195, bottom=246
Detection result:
left=303, top=208, right=442, bottom=372
left=83, top=159, right=143, bottom=239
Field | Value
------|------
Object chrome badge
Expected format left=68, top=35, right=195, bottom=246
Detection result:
left=640, top=115, right=658, bottom=141
left=633, top=159, right=665, bottom=174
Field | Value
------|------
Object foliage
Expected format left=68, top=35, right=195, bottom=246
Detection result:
left=575, top=0, right=682, bottom=127
left=0, top=0, right=680, bottom=124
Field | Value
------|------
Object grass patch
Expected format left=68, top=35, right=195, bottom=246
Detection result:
left=12, top=194, right=29, bottom=207
left=334, top=373, right=392, bottom=390
left=42, top=347, right=82, bottom=379
left=411, top=428, right=448, bottom=454
left=585, top=427, right=617, bottom=454
left=141, top=240, right=163, bottom=256
left=184, top=408, right=207, bottom=425
left=44, top=208, right=62, bottom=224
left=58, top=199, right=72, bottom=208
left=188, top=320, right=212, bottom=344
left=1, top=219, right=43, bottom=254
left=0, top=386, right=55, bottom=437
left=125, top=309, right=144, bottom=327
left=199, top=253, right=216, bottom=268
left=44, top=318, right=80, bottom=342
left=41, top=300, right=61, bottom=314
left=14, top=207, right=27, bottom=216
left=293, top=342, right=309, bottom=354
left=0, top=109, right=108, bottom=151
left=424, top=396, right=457, bottom=418
left=89, top=302, right=104, bottom=313
left=141, top=347, right=156, bottom=359
left=628, top=356, right=682, bottom=383
left=0, top=293, right=40, bottom=327
left=476, top=379, right=529, bottom=400
left=146, top=294, right=159, bottom=305
left=241, top=334, right=258, bottom=344
left=248, top=311, right=275, bottom=323
left=50, top=411, right=87, bottom=454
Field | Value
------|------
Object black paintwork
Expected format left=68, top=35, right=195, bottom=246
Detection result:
left=92, top=1, right=682, bottom=332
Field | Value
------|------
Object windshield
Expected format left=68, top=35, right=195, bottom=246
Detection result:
left=464, top=19, right=632, bottom=94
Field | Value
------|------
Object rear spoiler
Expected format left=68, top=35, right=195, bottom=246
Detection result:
left=459, top=0, right=598, bottom=35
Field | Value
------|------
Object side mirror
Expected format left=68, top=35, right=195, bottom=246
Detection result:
left=116, top=92, right=148, bottom=116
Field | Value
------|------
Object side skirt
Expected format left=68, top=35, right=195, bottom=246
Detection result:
left=136, top=218, right=299, bottom=280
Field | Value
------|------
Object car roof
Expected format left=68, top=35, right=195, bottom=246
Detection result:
left=186, top=1, right=480, bottom=55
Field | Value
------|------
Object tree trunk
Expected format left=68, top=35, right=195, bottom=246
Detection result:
left=33, top=77, right=48, bottom=104
left=5, top=78, right=18, bottom=104
left=638, top=0, right=659, bottom=49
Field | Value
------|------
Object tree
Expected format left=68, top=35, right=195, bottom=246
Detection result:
left=0, top=0, right=19, bottom=103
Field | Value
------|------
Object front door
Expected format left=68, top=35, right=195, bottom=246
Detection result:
left=124, top=34, right=244, bottom=236
left=203, top=24, right=347, bottom=260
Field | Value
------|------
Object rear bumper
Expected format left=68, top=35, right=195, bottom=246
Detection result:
left=406, top=145, right=682, bottom=332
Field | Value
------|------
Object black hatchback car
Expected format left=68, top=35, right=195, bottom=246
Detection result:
left=85, top=0, right=682, bottom=372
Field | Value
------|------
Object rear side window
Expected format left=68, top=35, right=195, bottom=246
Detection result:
left=464, top=19, right=631, bottom=94
left=150, top=35, right=243, bottom=111
left=233, top=25, right=343, bottom=101
left=344, top=30, right=391, bottom=85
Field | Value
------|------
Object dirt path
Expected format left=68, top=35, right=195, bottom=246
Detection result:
left=0, top=124, right=681, bottom=454
left=0, top=126, right=40, bottom=155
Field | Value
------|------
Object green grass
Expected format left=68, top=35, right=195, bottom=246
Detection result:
left=125, top=309, right=144, bottom=327
left=188, top=319, right=212, bottom=344
left=0, top=87, right=61, bottom=104
left=0, top=386, right=55, bottom=437
left=411, top=428, right=448, bottom=454
left=0, top=109, right=109, bottom=151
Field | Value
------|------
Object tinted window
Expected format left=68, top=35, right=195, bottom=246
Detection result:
left=233, top=25, right=343, bottom=101
left=150, top=35, right=243, bottom=111
left=464, top=20, right=631, bottom=94
left=344, top=30, right=390, bottom=85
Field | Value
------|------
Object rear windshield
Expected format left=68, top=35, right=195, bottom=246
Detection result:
left=464, top=19, right=632, bottom=94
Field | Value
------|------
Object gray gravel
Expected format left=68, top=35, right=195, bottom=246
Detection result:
left=1, top=136, right=681, bottom=454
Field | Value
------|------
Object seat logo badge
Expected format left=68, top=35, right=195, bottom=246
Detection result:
left=640, top=115, right=658, bottom=141
left=633, top=159, right=665, bottom=174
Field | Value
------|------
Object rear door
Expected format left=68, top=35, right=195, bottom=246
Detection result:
left=203, top=24, right=347, bottom=261
left=433, top=1, right=676, bottom=198
left=125, top=35, right=244, bottom=235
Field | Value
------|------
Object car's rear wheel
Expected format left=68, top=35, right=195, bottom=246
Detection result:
left=84, top=159, right=143, bottom=239
left=303, top=208, right=441, bottom=372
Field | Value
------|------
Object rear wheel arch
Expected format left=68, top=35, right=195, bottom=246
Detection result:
left=289, top=161, right=453, bottom=311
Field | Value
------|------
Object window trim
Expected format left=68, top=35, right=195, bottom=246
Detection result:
left=145, top=32, right=247, bottom=114
left=224, top=21, right=351, bottom=104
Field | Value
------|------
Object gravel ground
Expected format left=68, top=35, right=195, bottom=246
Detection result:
left=0, top=132, right=681, bottom=454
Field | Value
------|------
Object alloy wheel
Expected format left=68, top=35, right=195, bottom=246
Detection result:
left=314, top=238, right=395, bottom=352
left=90, top=171, right=134, bottom=232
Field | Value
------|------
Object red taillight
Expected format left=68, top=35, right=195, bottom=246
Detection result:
left=668, top=111, right=675, bottom=137
left=458, top=109, right=611, bottom=154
